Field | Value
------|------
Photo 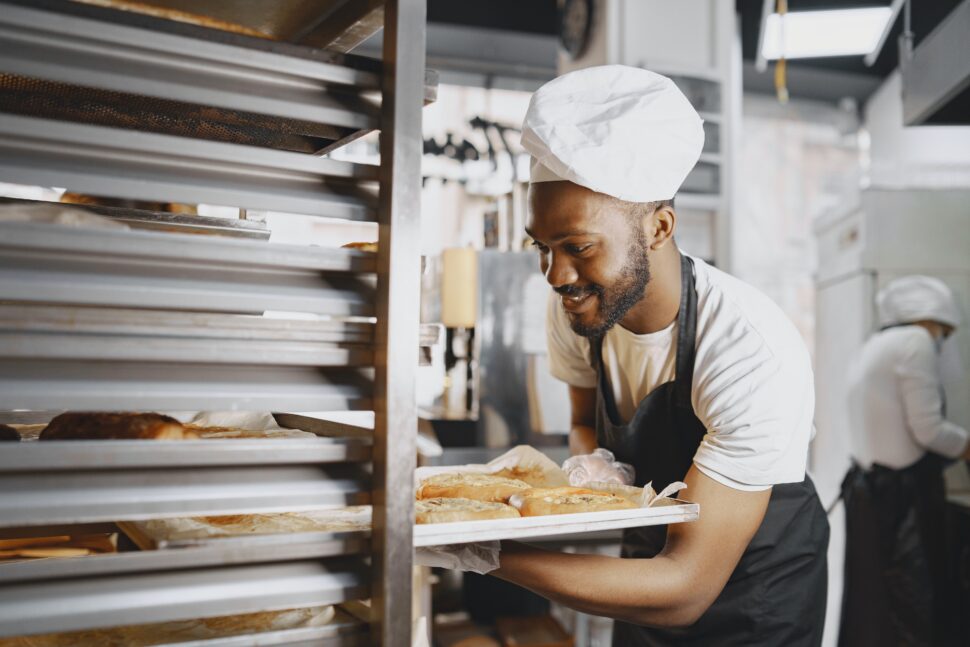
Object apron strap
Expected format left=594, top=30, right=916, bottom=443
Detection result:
left=674, top=255, right=698, bottom=409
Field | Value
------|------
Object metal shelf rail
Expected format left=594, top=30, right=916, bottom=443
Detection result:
left=0, top=0, right=428, bottom=644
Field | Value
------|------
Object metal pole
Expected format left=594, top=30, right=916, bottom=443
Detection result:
left=372, top=0, right=426, bottom=644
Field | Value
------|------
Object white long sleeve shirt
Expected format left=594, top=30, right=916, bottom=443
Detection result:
left=846, top=325, right=969, bottom=470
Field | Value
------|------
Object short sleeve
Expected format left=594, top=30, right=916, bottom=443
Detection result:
left=545, top=290, right=597, bottom=388
left=691, top=328, right=814, bottom=490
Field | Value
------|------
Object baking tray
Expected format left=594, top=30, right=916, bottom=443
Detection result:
left=413, top=499, right=699, bottom=547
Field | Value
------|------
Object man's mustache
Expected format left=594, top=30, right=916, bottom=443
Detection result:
left=555, top=284, right=603, bottom=298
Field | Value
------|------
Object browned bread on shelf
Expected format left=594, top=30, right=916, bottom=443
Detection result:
left=70, top=0, right=271, bottom=38
left=416, top=473, right=531, bottom=503
left=341, top=241, right=378, bottom=252
left=513, top=491, right=637, bottom=517
left=39, top=412, right=199, bottom=441
left=490, top=464, right=553, bottom=487
left=415, top=498, right=520, bottom=524
left=0, top=424, right=20, bottom=441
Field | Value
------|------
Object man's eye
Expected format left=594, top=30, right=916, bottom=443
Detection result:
left=531, top=240, right=549, bottom=253
left=567, top=244, right=592, bottom=254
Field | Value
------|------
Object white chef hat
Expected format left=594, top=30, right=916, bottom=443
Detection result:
left=521, top=65, right=704, bottom=203
left=876, top=275, right=961, bottom=329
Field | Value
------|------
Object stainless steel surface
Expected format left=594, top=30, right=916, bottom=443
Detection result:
left=0, top=198, right=271, bottom=239
left=0, top=306, right=375, bottom=343
left=0, top=3, right=380, bottom=124
left=298, top=0, right=385, bottom=53
left=477, top=251, right=562, bottom=443
left=0, top=462, right=369, bottom=527
left=0, top=439, right=371, bottom=471
left=0, top=222, right=376, bottom=315
left=0, top=115, right=379, bottom=219
left=2, top=332, right=372, bottom=366
left=152, top=620, right=370, bottom=647
left=0, top=306, right=439, bottom=367
left=370, top=0, right=426, bottom=644
left=61, top=0, right=371, bottom=46
left=274, top=413, right=374, bottom=439
left=413, top=502, right=700, bottom=547
left=0, top=538, right=370, bottom=583
left=0, top=0, right=431, bottom=641
left=0, top=560, right=368, bottom=638
left=901, top=0, right=970, bottom=125
left=0, top=362, right=373, bottom=411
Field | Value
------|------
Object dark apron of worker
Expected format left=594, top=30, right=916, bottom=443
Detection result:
left=591, top=254, right=829, bottom=647
left=838, top=454, right=949, bottom=647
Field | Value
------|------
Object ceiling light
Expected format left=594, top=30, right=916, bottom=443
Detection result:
left=761, top=7, right=893, bottom=60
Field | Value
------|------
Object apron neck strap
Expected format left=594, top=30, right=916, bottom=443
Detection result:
left=674, top=254, right=698, bottom=409
left=589, top=254, right=698, bottom=409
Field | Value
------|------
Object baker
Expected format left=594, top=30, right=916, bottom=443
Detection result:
left=840, top=276, right=968, bottom=646
left=489, top=65, right=829, bottom=645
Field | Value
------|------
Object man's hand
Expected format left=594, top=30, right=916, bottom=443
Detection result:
left=415, top=541, right=501, bottom=575
left=493, top=466, right=770, bottom=628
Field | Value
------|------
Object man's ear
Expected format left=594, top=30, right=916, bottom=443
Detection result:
left=644, top=204, right=676, bottom=249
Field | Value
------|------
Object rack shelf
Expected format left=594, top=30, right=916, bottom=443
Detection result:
left=0, top=0, right=429, bottom=642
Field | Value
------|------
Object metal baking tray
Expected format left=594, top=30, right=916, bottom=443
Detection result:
left=413, top=500, right=700, bottom=547
left=150, top=617, right=370, bottom=647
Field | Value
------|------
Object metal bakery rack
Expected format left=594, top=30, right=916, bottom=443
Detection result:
left=0, top=0, right=432, bottom=644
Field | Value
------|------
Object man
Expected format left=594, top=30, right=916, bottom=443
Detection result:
left=840, top=276, right=968, bottom=646
left=490, top=65, right=829, bottom=645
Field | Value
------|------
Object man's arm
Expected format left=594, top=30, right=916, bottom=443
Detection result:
left=493, top=465, right=770, bottom=627
left=897, top=334, right=970, bottom=459
left=569, top=385, right=598, bottom=456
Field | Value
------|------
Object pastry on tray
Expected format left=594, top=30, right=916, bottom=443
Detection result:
left=511, top=490, right=637, bottom=517
left=416, top=473, right=530, bottom=503
left=39, top=412, right=198, bottom=441
left=415, top=498, right=520, bottom=524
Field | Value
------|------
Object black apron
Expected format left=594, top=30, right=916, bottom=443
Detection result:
left=838, top=454, right=949, bottom=647
left=593, top=255, right=829, bottom=646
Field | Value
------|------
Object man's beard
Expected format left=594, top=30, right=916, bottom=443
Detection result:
left=559, top=231, right=651, bottom=338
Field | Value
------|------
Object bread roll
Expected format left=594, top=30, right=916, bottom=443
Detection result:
left=341, top=241, right=378, bottom=252
left=40, top=412, right=198, bottom=440
left=416, top=473, right=530, bottom=503
left=415, top=498, right=520, bottom=524
left=514, top=491, right=637, bottom=517
left=491, top=465, right=550, bottom=487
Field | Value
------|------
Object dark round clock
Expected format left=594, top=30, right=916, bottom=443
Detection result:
left=560, top=0, right=594, bottom=60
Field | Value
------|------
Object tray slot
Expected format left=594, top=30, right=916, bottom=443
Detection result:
left=0, top=462, right=371, bottom=528
left=0, top=559, right=369, bottom=638
left=0, top=538, right=371, bottom=584
left=0, top=361, right=373, bottom=411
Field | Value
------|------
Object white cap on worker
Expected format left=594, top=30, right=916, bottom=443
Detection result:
left=521, top=65, right=705, bottom=203
left=877, top=275, right=961, bottom=329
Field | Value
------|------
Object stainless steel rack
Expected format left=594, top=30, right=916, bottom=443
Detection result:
left=0, top=0, right=428, bottom=644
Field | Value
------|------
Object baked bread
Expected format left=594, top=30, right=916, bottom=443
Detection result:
left=341, top=241, right=378, bottom=252
left=491, top=465, right=551, bottom=487
left=71, top=0, right=270, bottom=38
left=513, top=491, right=637, bottom=517
left=416, top=472, right=530, bottom=503
left=40, top=412, right=199, bottom=441
left=415, top=498, right=520, bottom=524
left=0, top=424, right=20, bottom=441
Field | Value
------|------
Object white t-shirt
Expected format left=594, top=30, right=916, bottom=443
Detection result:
left=846, top=325, right=968, bottom=470
left=547, top=255, right=815, bottom=491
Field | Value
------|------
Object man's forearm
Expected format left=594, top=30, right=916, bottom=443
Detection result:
left=569, top=425, right=598, bottom=456
left=493, top=543, right=700, bottom=627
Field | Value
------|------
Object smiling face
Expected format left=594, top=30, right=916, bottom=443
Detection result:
left=527, top=181, right=652, bottom=338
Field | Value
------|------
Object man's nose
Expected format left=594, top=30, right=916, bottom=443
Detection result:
left=544, top=252, right=578, bottom=289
